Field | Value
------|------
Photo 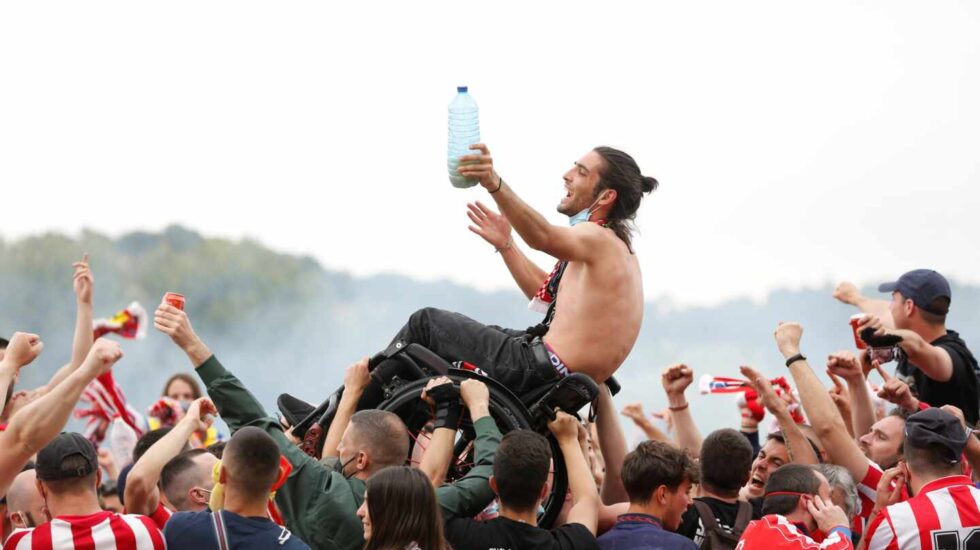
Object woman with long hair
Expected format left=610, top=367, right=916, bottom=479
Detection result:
left=357, top=466, right=448, bottom=550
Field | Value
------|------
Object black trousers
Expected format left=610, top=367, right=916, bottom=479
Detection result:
left=361, top=307, right=560, bottom=406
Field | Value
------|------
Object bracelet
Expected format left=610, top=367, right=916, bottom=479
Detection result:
left=784, top=353, right=807, bottom=367
left=488, top=177, right=504, bottom=194
left=668, top=403, right=689, bottom=412
left=494, top=239, right=513, bottom=254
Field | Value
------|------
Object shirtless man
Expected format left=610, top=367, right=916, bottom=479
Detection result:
left=371, top=144, right=657, bottom=395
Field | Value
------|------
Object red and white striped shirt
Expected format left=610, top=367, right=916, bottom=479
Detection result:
left=3, top=511, right=165, bottom=550
left=737, top=514, right=854, bottom=549
left=866, top=475, right=980, bottom=550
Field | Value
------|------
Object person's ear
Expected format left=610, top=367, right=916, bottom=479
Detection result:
left=538, top=482, right=550, bottom=503
left=96, top=468, right=102, bottom=489
left=9, top=511, right=26, bottom=529
left=905, top=299, right=916, bottom=318
left=655, top=485, right=668, bottom=505
left=35, top=478, right=46, bottom=502
left=189, top=487, right=209, bottom=506
left=356, top=451, right=369, bottom=472
left=218, top=465, right=228, bottom=484
left=489, top=476, right=499, bottom=496
left=599, top=189, right=617, bottom=208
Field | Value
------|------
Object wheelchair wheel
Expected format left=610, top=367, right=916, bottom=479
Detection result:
left=377, top=369, right=570, bottom=529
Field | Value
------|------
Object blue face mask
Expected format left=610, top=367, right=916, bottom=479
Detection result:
left=567, top=194, right=605, bottom=227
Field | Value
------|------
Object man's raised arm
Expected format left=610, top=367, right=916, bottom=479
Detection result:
left=31, top=255, right=96, bottom=397
left=833, top=282, right=895, bottom=329
left=125, top=397, right=217, bottom=515
left=467, top=201, right=548, bottom=299
left=0, top=336, right=119, bottom=495
left=459, top=144, right=609, bottom=263
left=774, top=323, right=870, bottom=483
left=858, top=314, right=954, bottom=382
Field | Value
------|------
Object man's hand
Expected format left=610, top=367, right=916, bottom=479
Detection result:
left=833, top=281, right=861, bottom=306
left=343, top=357, right=371, bottom=396
left=806, top=495, right=850, bottom=533
left=182, top=397, right=218, bottom=432
left=421, top=376, right=453, bottom=405
left=774, top=322, right=803, bottom=359
left=547, top=410, right=579, bottom=443
left=874, top=364, right=919, bottom=411
left=741, top=366, right=788, bottom=417
left=72, top=253, right=94, bottom=305
left=154, top=304, right=201, bottom=351
left=873, top=466, right=907, bottom=516
left=827, top=351, right=864, bottom=383
left=827, top=370, right=851, bottom=409
left=0, top=332, right=44, bottom=370
left=457, top=144, right=501, bottom=191
left=467, top=201, right=512, bottom=250
left=620, top=402, right=648, bottom=423
left=661, top=364, right=694, bottom=398
left=460, top=379, right=490, bottom=415
left=82, top=338, right=124, bottom=376
left=857, top=314, right=892, bottom=341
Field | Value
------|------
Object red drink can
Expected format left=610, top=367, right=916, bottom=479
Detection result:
left=164, top=292, right=185, bottom=311
left=849, top=314, right=867, bottom=349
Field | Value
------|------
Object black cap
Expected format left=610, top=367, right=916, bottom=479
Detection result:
left=36, top=432, right=99, bottom=481
left=904, top=408, right=969, bottom=464
left=878, top=269, right=951, bottom=315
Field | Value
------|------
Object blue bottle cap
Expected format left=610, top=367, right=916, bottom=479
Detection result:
left=457, top=86, right=468, bottom=93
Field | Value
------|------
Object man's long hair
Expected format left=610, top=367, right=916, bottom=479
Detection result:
left=592, top=146, right=658, bottom=252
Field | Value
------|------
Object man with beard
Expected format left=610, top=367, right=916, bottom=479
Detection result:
left=773, top=323, right=907, bottom=529
left=361, top=144, right=658, bottom=399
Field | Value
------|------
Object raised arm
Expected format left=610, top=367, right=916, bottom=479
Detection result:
left=775, top=323, right=871, bottom=483
left=621, top=402, right=673, bottom=444
left=550, top=411, right=599, bottom=534
left=834, top=282, right=895, bottom=329
left=467, top=201, right=549, bottom=299
left=593, top=384, right=629, bottom=504
left=321, top=358, right=371, bottom=458
left=858, top=314, right=954, bottom=382
left=437, top=379, right=500, bottom=521
left=0, top=336, right=119, bottom=495
left=827, top=351, right=877, bottom=440
left=31, top=255, right=96, bottom=397
left=459, top=144, right=610, bottom=262
left=125, top=397, right=216, bottom=515
left=741, top=366, right=818, bottom=465
left=827, top=371, right=856, bottom=439
left=662, top=364, right=702, bottom=458
left=418, top=377, right=460, bottom=487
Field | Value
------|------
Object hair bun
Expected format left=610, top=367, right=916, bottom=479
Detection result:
left=641, top=175, right=659, bottom=194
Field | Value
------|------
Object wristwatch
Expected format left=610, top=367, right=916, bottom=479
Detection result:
left=784, top=353, right=807, bottom=367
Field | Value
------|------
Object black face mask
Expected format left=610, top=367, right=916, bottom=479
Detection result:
left=334, top=455, right=359, bottom=479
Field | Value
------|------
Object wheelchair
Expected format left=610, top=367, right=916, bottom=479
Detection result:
left=278, top=338, right=616, bottom=528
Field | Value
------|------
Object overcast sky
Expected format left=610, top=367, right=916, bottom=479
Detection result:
left=2, top=1, right=978, bottom=307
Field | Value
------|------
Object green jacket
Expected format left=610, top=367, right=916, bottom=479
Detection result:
left=196, top=355, right=501, bottom=550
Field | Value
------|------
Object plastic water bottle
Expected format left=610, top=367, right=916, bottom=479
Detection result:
left=448, top=86, right=480, bottom=188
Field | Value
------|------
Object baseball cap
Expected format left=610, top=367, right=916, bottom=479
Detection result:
left=904, top=408, right=969, bottom=464
left=878, top=269, right=951, bottom=315
left=36, top=432, right=99, bottom=481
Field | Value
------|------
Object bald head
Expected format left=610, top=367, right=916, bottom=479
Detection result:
left=7, top=470, right=46, bottom=529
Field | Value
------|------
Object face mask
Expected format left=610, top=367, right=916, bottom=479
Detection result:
left=567, top=193, right=606, bottom=227
left=334, top=455, right=359, bottom=479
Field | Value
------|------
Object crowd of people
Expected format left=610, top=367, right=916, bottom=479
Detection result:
left=2, top=144, right=979, bottom=550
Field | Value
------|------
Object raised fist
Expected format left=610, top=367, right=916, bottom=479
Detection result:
left=661, top=364, right=694, bottom=397
left=85, top=338, right=124, bottom=376
left=2, top=332, right=44, bottom=369
left=833, top=281, right=861, bottom=305
left=774, top=322, right=803, bottom=358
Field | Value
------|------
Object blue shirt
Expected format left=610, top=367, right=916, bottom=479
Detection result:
left=597, top=514, right=698, bottom=550
left=164, top=509, right=311, bottom=549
